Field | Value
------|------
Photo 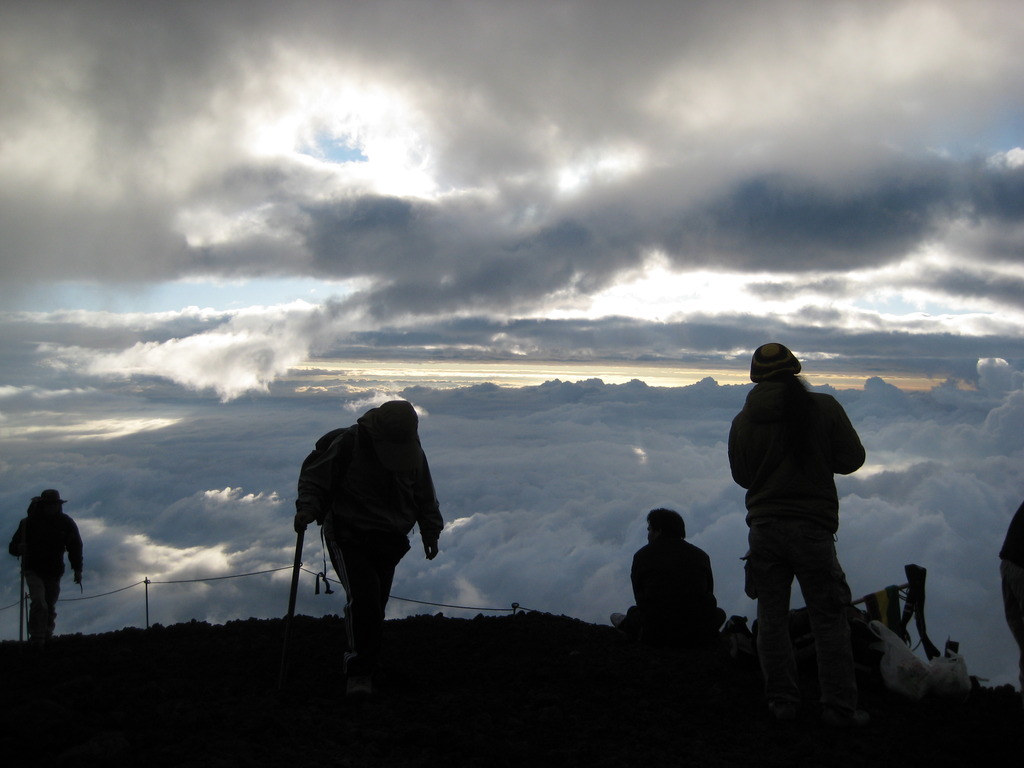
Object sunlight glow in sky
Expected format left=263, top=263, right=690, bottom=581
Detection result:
left=286, top=359, right=941, bottom=392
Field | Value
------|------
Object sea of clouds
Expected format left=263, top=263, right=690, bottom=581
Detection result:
left=2, top=360, right=1023, bottom=687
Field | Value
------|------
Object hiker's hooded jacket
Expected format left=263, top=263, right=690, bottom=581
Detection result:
left=8, top=499, right=83, bottom=577
left=295, top=415, right=443, bottom=543
left=1000, top=499, right=1024, bottom=568
left=728, top=381, right=865, bottom=533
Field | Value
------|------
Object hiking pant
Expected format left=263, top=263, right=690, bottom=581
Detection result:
left=1001, top=558, right=1024, bottom=696
left=24, top=570, right=61, bottom=641
left=325, top=521, right=411, bottom=677
left=747, top=518, right=858, bottom=716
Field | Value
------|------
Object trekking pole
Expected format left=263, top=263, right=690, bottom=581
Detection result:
left=18, top=567, right=25, bottom=643
left=278, top=526, right=305, bottom=690
left=18, top=513, right=28, bottom=644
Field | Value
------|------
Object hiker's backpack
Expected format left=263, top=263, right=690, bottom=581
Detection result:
left=297, top=426, right=362, bottom=595
left=297, top=426, right=357, bottom=525
left=727, top=564, right=948, bottom=678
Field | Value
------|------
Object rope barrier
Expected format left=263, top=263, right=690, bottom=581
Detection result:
left=150, top=566, right=293, bottom=585
left=59, top=581, right=146, bottom=602
left=390, top=595, right=525, bottom=614
left=3, top=562, right=533, bottom=635
left=0, top=565, right=296, bottom=612
left=298, top=566, right=529, bottom=614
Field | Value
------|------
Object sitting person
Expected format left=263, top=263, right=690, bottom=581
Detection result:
left=611, top=508, right=726, bottom=646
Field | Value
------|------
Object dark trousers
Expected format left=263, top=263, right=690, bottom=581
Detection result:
left=325, top=523, right=410, bottom=676
left=747, top=518, right=857, bottom=715
left=1001, top=559, right=1024, bottom=697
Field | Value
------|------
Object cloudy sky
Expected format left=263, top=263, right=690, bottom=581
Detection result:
left=2, top=1, right=1024, bottom=686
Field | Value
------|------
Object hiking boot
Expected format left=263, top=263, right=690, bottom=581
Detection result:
left=821, top=708, right=870, bottom=728
left=768, top=700, right=797, bottom=721
left=346, top=675, right=373, bottom=698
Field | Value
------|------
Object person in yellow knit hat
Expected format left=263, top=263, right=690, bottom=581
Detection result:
left=729, top=343, right=867, bottom=727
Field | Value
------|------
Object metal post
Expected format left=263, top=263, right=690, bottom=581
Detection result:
left=144, top=577, right=151, bottom=629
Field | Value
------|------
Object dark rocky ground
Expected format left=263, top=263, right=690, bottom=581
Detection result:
left=1, top=611, right=1022, bottom=767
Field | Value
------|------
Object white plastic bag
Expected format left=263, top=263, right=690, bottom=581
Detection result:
left=868, top=620, right=931, bottom=701
left=927, top=652, right=971, bottom=700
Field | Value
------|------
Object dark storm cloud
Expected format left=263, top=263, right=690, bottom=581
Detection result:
left=924, top=267, right=1024, bottom=310
left=295, top=155, right=1024, bottom=318
left=302, top=194, right=637, bottom=317
left=647, top=157, right=1024, bottom=277
left=747, top=277, right=853, bottom=300
left=305, top=196, right=429, bottom=274
left=967, top=158, right=1024, bottom=221
left=665, top=168, right=953, bottom=271
left=4, top=0, right=1024, bottom=319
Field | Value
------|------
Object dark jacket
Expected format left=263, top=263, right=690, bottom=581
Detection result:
left=1000, top=499, right=1024, bottom=568
left=296, top=423, right=443, bottom=542
left=630, top=536, right=721, bottom=643
left=8, top=498, right=83, bottom=577
left=728, top=381, right=865, bottom=532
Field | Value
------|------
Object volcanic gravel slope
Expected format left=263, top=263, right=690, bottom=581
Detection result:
left=1, top=611, right=1022, bottom=767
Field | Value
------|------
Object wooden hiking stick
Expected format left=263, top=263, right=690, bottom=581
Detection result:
left=278, top=526, right=305, bottom=690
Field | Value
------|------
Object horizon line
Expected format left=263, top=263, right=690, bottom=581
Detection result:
left=288, top=358, right=946, bottom=392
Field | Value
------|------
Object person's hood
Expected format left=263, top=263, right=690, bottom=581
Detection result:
left=357, top=400, right=422, bottom=473
left=742, top=382, right=788, bottom=425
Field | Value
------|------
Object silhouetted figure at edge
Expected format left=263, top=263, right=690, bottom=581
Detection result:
left=8, top=489, right=84, bottom=646
left=999, top=497, right=1024, bottom=708
left=294, top=400, right=443, bottom=698
left=611, top=508, right=726, bottom=647
left=729, top=343, right=868, bottom=727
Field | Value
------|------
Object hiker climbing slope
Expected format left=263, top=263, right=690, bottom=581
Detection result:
left=294, top=400, right=444, bottom=697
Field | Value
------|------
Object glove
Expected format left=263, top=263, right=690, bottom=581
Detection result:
left=73, top=570, right=82, bottom=585
left=422, top=534, right=439, bottom=561
left=294, top=508, right=317, bottom=533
